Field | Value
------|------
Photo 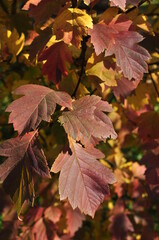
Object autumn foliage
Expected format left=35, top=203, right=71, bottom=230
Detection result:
left=0, top=0, right=159, bottom=239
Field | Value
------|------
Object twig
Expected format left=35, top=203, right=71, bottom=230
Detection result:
left=72, top=36, right=89, bottom=97
left=126, top=0, right=148, bottom=13
left=90, top=87, right=97, bottom=95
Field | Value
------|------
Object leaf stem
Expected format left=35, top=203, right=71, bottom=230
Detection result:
left=126, top=0, right=148, bottom=14
left=150, top=72, right=159, bottom=97
left=72, top=36, right=89, bottom=97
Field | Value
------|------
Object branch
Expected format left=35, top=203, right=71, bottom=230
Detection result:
left=126, top=0, right=148, bottom=13
left=72, top=36, right=89, bottom=97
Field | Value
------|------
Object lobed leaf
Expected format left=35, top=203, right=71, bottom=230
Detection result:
left=59, top=95, right=117, bottom=147
left=51, top=139, right=116, bottom=217
left=38, top=42, right=72, bottom=84
left=6, top=84, right=72, bottom=135
left=88, top=15, right=150, bottom=80
left=0, top=131, right=50, bottom=215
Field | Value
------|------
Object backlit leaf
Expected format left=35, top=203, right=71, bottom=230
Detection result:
left=59, top=95, right=117, bottom=147
left=6, top=84, right=72, bottom=135
left=38, top=42, right=72, bottom=84
left=51, top=138, right=116, bottom=217
left=0, top=131, right=50, bottom=215
left=88, top=15, right=150, bottom=80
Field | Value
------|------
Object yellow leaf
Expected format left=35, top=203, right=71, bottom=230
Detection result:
left=128, top=9, right=154, bottom=35
left=86, top=61, right=117, bottom=87
left=86, top=53, right=117, bottom=87
left=53, top=8, right=93, bottom=47
left=0, top=26, right=25, bottom=62
left=99, top=7, right=118, bottom=23
left=127, top=81, right=157, bottom=110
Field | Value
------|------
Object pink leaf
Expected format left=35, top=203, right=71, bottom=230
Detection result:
left=51, top=139, right=116, bottom=217
left=59, top=95, right=117, bottom=147
left=6, top=84, right=72, bottom=135
left=88, top=15, right=150, bottom=80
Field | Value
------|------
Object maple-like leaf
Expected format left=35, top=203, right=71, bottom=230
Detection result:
left=38, top=42, right=72, bottom=84
left=51, top=138, right=116, bottom=217
left=59, top=95, right=117, bottom=147
left=0, top=131, right=50, bottom=215
left=86, top=60, right=117, bottom=87
left=88, top=15, right=150, bottom=80
left=0, top=27, right=25, bottom=62
left=53, top=8, right=93, bottom=48
left=6, top=84, right=72, bottom=135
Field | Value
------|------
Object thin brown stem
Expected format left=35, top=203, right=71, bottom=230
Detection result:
left=150, top=73, right=159, bottom=97
left=126, top=0, right=148, bottom=13
left=72, top=36, right=89, bottom=97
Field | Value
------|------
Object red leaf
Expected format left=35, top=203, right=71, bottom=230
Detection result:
left=38, top=42, right=72, bottom=84
left=88, top=15, right=150, bottom=80
left=6, top=84, right=72, bottom=135
left=51, top=139, right=116, bottom=217
left=59, top=95, right=117, bottom=147
left=0, top=131, right=50, bottom=215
